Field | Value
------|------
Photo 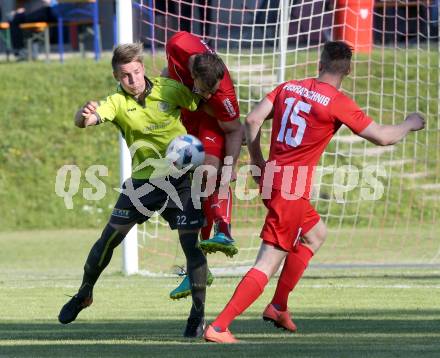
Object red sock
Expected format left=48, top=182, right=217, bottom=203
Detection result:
left=212, top=268, right=268, bottom=331
left=207, top=186, right=233, bottom=238
left=271, top=243, right=314, bottom=311
left=200, top=199, right=214, bottom=241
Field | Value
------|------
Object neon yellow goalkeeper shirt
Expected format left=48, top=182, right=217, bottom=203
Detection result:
left=95, top=77, right=200, bottom=179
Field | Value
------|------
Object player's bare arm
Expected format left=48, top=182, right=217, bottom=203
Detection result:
left=358, top=112, right=425, bottom=146
left=74, top=101, right=100, bottom=128
left=217, top=118, right=243, bottom=170
left=245, top=97, right=273, bottom=170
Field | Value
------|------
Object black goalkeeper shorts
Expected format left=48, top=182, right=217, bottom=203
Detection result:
left=109, top=173, right=204, bottom=230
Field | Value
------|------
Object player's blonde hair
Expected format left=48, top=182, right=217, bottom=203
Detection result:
left=111, top=42, right=144, bottom=71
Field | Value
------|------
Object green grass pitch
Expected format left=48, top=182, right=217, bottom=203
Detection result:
left=0, top=49, right=438, bottom=357
left=1, top=230, right=439, bottom=357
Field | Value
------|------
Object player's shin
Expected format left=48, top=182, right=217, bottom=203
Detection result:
left=179, top=232, right=207, bottom=314
left=79, top=224, right=126, bottom=298
left=211, top=268, right=268, bottom=331
left=271, top=243, right=314, bottom=311
left=188, top=260, right=207, bottom=319
left=179, top=231, right=207, bottom=337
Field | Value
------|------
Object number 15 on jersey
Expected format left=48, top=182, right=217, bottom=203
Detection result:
left=277, top=97, right=311, bottom=148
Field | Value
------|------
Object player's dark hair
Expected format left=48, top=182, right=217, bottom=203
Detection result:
left=320, top=41, right=352, bottom=75
left=192, top=53, right=225, bottom=90
left=112, top=42, right=144, bottom=71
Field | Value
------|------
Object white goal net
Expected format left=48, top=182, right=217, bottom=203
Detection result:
left=132, top=0, right=439, bottom=275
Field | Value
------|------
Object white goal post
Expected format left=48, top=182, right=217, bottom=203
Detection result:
left=116, top=0, right=138, bottom=275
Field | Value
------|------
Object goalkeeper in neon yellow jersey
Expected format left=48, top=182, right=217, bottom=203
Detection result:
left=58, top=43, right=207, bottom=338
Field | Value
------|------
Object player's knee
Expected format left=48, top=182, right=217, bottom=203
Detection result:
left=109, top=221, right=136, bottom=236
left=178, top=228, right=199, bottom=235
left=85, top=224, right=126, bottom=272
left=178, top=231, right=206, bottom=268
left=303, top=222, right=327, bottom=252
left=253, top=261, right=278, bottom=278
left=314, top=223, right=327, bottom=242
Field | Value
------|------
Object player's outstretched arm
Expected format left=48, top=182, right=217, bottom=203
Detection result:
left=74, top=101, right=100, bottom=128
left=245, top=97, right=274, bottom=169
left=358, top=112, right=425, bottom=146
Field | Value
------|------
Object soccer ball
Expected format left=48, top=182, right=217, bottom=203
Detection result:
left=166, top=134, right=205, bottom=170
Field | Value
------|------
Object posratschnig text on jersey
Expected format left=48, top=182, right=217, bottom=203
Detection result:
left=283, top=84, right=331, bottom=106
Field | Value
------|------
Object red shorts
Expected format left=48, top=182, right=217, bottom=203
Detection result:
left=182, top=109, right=225, bottom=159
left=260, top=190, right=320, bottom=252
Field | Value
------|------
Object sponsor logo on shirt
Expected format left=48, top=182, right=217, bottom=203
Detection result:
left=112, top=208, right=131, bottom=218
left=128, top=108, right=136, bottom=112
left=223, top=98, right=237, bottom=118
left=205, top=136, right=216, bottom=143
left=143, top=119, right=172, bottom=133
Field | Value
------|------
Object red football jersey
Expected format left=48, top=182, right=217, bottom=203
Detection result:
left=166, top=31, right=240, bottom=122
left=262, top=78, right=373, bottom=199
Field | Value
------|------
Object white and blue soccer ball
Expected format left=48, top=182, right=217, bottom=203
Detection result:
left=166, top=134, right=205, bottom=170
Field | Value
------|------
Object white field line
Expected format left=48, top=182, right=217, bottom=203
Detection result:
left=194, top=283, right=440, bottom=290
left=228, top=64, right=267, bottom=72
left=382, top=159, right=415, bottom=166
left=413, top=183, right=440, bottom=190
left=240, top=74, right=278, bottom=86
left=5, top=282, right=440, bottom=290
left=349, top=146, right=395, bottom=156
left=0, top=340, right=200, bottom=346
left=397, top=171, right=429, bottom=179
left=423, top=195, right=440, bottom=201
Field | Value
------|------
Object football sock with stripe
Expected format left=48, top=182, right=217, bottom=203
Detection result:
left=78, top=224, right=125, bottom=298
left=212, top=268, right=268, bottom=331
left=271, top=243, right=314, bottom=311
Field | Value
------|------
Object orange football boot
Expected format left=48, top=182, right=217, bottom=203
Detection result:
left=204, top=324, right=239, bottom=343
left=262, top=303, right=297, bottom=332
